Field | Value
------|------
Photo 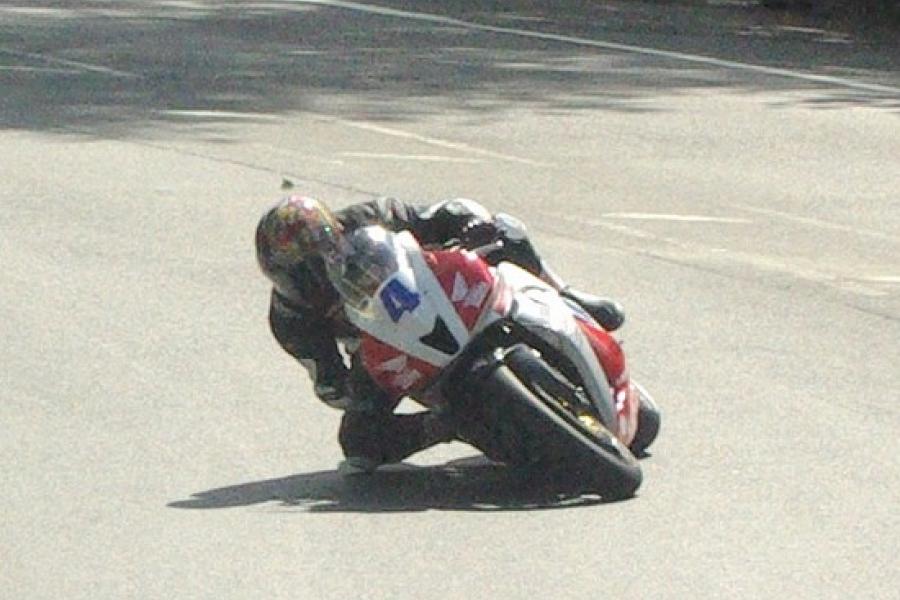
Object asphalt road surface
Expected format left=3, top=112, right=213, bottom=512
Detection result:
left=2, top=1, right=898, bottom=598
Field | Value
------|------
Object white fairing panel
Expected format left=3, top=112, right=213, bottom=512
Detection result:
left=343, top=231, right=471, bottom=368
left=497, top=263, right=619, bottom=432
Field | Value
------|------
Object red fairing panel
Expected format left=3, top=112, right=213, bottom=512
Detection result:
left=424, top=249, right=495, bottom=330
left=359, top=335, right=441, bottom=399
left=357, top=249, right=495, bottom=400
left=577, top=319, right=639, bottom=444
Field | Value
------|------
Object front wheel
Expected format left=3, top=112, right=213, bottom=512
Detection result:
left=474, top=359, right=643, bottom=500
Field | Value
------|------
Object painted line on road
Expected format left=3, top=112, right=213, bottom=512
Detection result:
left=855, top=275, right=900, bottom=284
left=732, top=204, right=900, bottom=243
left=0, top=47, right=140, bottom=79
left=339, top=152, right=485, bottom=163
left=295, top=0, right=900, bottom=96
left=161, top=109, right=279, bottom=120
left=327, top=118, right=550, bottom=166
left=602, top=212, right=752, bottom=224
left=553, top=213, right=889, bottom=297
left=0, top=65, right=82, bottom=75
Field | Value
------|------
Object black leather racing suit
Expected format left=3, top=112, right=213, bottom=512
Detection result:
left=267, top=197, right=545, bottom=465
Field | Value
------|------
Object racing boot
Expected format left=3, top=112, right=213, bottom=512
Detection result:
left=559, top=287, right=626, bottom=332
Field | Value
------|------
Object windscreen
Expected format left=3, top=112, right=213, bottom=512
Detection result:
left=326, top=226, right=399, bottom=311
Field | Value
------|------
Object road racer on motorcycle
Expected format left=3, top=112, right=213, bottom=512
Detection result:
left=255, top=194, right=633, bottom=474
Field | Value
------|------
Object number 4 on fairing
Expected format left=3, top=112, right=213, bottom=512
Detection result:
left=380, top=278, right=421, bottom=322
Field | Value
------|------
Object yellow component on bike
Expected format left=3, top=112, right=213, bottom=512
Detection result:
left=576, top=412, right=603, bottom=437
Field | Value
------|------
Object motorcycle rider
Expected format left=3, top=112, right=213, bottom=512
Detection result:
left=256, top=194, right=626, bottom=474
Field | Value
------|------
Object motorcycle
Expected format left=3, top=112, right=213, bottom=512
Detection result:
left=326, top=217, right=659, bottom=499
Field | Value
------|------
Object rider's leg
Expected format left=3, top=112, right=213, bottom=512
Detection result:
left=539, top=259, right=626, bottom=332
left=559, top=287, right=626, bottom=332
left=464, top=219, right=627, bottom=332
left=338, top=409, right=455, bottom=474
left=337, top=356, right=455, bottom=475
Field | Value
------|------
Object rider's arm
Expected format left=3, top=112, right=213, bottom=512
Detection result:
left=268, top=290, right=352, bottom=409
left=339, top=196, right=561, bottom=284
left=269, top=291, right=341, bottom=362
left=403, top=198, right=494, bottom=245
left=337, top=197, right=491, bottom=245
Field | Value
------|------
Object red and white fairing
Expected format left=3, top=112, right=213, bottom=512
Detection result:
left=347, top=232, right=500, bottom=398
left=342, top=229, right=638, bottom=445
left=574, top=309, right=639, bottom=445
left=493, top=262, right=639, bottom=445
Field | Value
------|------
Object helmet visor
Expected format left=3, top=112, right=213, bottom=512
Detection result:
left=325, top=226, right=398, bottom=311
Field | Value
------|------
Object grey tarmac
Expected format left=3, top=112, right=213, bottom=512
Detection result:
left=2, top=1, right=898, bottom=598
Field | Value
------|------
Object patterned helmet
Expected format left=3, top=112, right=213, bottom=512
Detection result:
left=256, top=196, right=346, bottom=305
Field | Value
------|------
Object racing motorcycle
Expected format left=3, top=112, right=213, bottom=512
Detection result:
left=326, top=217, right=659, bottom=499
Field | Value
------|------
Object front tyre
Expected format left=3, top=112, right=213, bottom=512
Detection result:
left=479, top=361, right=643, bottom=500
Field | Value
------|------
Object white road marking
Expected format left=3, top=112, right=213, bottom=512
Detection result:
left=553, top=213, right=890, bottom=297
left=161, top=109, right=278, bottom=120
left=0, top=47, right=140, bottom=79
left=602, top=212, right=752, bottom=224
left=327, top=118, right=550, bottom=166
left=338, top=152, right=484, bottom=163
left=295, top=0, right=900, bottom=96
left=0, top=6, right=77, bottom=17
left=3, top=0, right=897, bottom=97
left=856, top=275, right=900, bottom=284
left=0, top=65, right=81, bottom=74
left=733, top=204, right=900, bottom=243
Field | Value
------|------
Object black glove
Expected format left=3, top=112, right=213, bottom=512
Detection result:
left=459, top=214, right=541, bottom=272
left=309, top=358, right=353, bottom=409
left=459, top=218, right=500, bottom=249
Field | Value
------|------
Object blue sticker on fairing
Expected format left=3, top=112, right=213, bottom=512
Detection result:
left=380, top=278, right=421, bottom=322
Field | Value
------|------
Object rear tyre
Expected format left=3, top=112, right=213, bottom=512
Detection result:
left=480, top=363, right=643, bottom=500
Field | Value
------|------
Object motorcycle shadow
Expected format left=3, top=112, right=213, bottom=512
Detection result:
left=168, top=456, right=616, bottom=513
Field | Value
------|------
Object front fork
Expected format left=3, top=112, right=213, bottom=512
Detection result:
left=495, top=263, right=625, bottom=439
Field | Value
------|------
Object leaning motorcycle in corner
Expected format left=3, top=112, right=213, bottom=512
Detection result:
left=326, top=220, right=660, bottom=499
